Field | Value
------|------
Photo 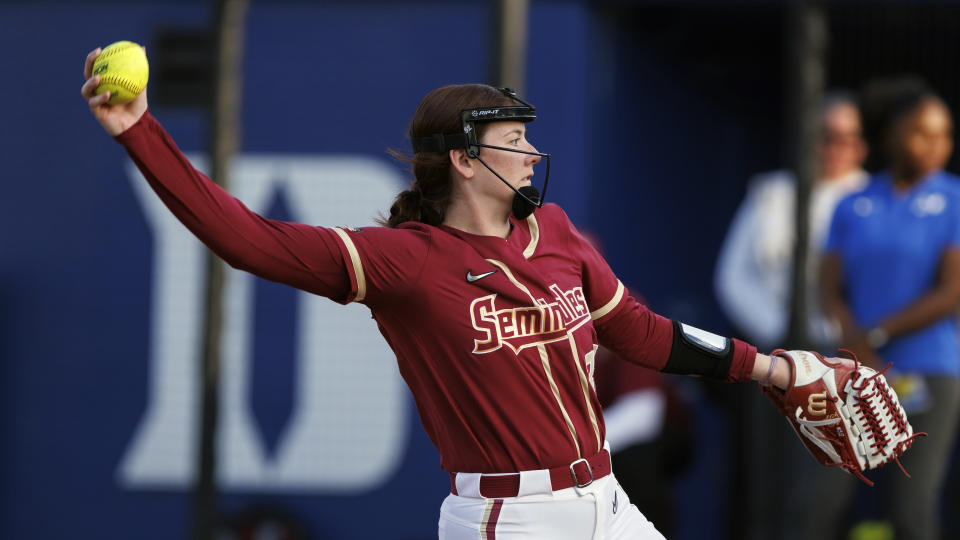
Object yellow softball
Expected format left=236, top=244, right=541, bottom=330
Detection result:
left=92, top=41, right=149, bottom=105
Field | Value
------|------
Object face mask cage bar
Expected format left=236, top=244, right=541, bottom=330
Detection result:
left=410, top=87, right=551, bottom=216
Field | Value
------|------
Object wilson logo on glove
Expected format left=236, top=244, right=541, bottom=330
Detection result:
left=808, top=392, right=828, bottom=416
left=762, top=349, right=926, bottom=486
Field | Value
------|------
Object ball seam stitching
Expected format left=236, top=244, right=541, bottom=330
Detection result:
left=99, top=74, right=144, bottom=94
left=97, top=42, right=139, bottom=61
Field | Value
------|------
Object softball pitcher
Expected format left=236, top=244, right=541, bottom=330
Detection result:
left=82, top=46, right=855, bottom=539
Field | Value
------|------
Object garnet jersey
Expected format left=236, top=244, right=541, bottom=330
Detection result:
left=117, top=112, right=756, bottom=475
left=331, top=208, right=669, bottom=474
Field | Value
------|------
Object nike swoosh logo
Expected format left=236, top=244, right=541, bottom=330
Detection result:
left=612, top=490, right=618, bottom=514
left=465, top=269, right=498, bottom=283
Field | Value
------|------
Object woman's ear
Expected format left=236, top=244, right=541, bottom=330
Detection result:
left=449, top=148, right=475, bottom=179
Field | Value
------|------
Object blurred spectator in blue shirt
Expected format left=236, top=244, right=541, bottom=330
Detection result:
left=821, top=77, right=960, bottom=540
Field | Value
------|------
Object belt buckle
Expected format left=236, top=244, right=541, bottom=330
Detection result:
left=569, top=457, right=593, bottom=488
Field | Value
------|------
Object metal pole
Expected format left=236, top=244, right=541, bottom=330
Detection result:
left=192, top=1, right=248, bottom=539
left=785, top=0, right=826, bottom=350
left=742, top=5, right=828, bottom=540
left=493, top=0, right=530, bottom=92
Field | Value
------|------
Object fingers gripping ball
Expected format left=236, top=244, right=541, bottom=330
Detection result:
left=762, top=350, right=926, bottom=486
left=92, top=41, right=148, bottom=105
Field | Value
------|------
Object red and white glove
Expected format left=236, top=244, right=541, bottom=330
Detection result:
left=762, top=349, right=925, bottom=486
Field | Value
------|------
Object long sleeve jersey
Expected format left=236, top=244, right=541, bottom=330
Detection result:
left=116, top=111, right=756, bottom=474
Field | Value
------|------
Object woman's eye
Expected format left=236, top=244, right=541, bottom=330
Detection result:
left=511, top=138, right=521, bottom=146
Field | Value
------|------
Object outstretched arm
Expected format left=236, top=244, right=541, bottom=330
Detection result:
left=81, top=47, right=351, bottom=300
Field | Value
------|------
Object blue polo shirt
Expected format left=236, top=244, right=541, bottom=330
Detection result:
left=825, top=170, right=960, bottom=377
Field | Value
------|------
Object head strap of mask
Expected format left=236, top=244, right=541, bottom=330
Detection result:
left=410, top=87, right=551, bottom=219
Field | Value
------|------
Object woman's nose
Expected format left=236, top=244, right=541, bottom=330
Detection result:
left=527, top=143, right=541, bottom=164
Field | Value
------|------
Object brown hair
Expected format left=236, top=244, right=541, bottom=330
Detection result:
left=380, top=84, right=515, bottom=228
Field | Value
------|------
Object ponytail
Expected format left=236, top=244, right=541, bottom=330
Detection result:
left=379, top=150, right=452, bottom=227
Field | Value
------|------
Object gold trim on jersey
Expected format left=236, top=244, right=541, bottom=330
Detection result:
left=333, top=227, right=367, bottom=303
left=486, top=259, right=537, bottom=303
left=539, top=344, right=582, bottom=459
left=482, top=258, right=588, bottom=457
left=570, top=336, right=602, bottom=453
left=590, top=280, right=624, bottom=321
left=523, top=214, right=540, bottom=259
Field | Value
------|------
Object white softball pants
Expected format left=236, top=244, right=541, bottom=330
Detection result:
left=437, top=473, right=667, bottom=540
